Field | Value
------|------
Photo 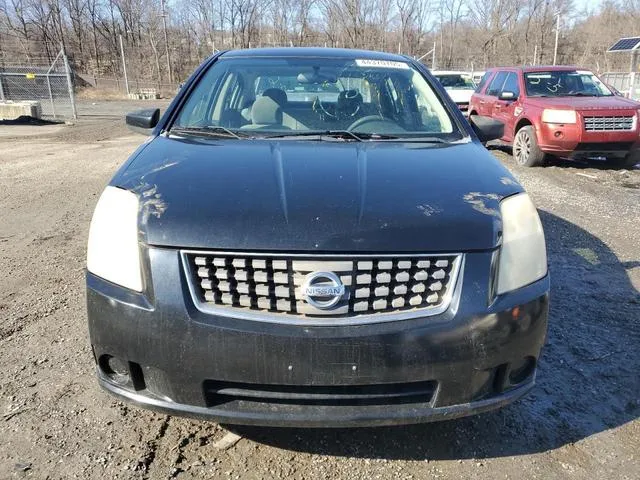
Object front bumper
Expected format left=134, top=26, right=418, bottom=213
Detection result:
left=87, top=247, right=549, bottom=427
left=536, top=119, right=640, bottom=159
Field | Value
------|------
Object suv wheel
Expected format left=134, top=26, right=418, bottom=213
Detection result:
left=513, top=126, right=546, bottom=167
left=611, top=151, right=639, bottom=169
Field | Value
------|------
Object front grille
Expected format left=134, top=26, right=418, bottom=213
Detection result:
left=183, top=252, right=462, bottom=323
left=583, top=115, right=634, bottom=131
left=203, top=379, right=437, bottom=407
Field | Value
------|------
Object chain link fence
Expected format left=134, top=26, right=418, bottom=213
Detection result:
left=601, top=72, right=640, bottom=100
left=0, top=48, right=77, bottom=120
left=77, top=75, right=179, bottom=99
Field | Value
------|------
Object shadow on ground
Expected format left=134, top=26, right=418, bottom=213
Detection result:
left=227, top=211, right=640, bottom=460
left=488, top=145, right=639, bottom=170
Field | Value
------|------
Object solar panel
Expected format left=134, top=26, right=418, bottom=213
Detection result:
left=608, top=37, right=640, bottom=52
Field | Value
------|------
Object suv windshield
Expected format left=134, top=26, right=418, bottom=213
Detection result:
left=173, top=56, right=460, bottom=140
left=434, top=74, right=476, bottom=90
left=524, top=70, right=613, bottom=97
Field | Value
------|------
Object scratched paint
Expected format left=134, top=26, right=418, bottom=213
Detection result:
left=136, top=183, right=168, bottom=224
left=462, top=192, right=500, bottom=217
left=416, top=203, right=443, bottom=217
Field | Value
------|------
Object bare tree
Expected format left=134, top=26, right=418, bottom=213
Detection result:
left=0, top=0, right=638, bottom=91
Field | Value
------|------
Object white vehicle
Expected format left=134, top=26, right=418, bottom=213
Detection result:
left=432, top=71, right=477, bottom=116
left=472, top=71, right=485, bottom=85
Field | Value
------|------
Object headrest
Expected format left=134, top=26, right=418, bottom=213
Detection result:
left=251, top=96, right=282, bottom=125
left=261, top=88, right=288, bottom=106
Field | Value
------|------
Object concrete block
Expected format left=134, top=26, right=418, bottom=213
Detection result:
left=0, top=101, right=42, bottom=120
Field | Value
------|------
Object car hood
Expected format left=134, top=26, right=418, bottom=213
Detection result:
left=116, top=136, right=522, bottom=252
left=444, top=88, right=475, bottom=103
left=526, top=95, right=640, bottom=111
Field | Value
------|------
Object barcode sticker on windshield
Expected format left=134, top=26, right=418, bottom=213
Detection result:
left=355, top=59, right=410, bottom=70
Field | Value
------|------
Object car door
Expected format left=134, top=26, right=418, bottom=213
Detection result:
left=492, top=71, right=521, bottom=142
left=471, top=71, right=495, bottom=116
left=482, top=71, right=507, bottom=118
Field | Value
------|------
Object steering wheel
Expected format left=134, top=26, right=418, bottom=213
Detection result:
left=312, top=96, right=337, bottom=121
left=347, top=115, right=405, bottom=133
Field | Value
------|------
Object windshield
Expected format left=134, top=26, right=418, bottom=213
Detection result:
left=434, top=74, right=476, bottom=90
left=524, top=70, right=613, bottom=97
left=173, top=56, right=460, bottom=140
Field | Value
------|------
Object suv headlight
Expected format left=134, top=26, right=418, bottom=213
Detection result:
left=87, top=186, right=143, bottom=292
left=541, top=109, right=576, bottom=124
left=496, top=193, right=547, bottom=295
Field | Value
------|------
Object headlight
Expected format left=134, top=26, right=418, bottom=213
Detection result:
left=496, top=193, right=547, bottom=295
left=541, top=109, right=576, bottom=124
left=87, top=186, right=143, bottom=292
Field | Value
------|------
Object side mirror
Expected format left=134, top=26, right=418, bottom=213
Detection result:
left=469, top=115, right=504, bottom=143
left=498, top=91, right=516, bottom=101
left=125, top=108, right=160, bottom=135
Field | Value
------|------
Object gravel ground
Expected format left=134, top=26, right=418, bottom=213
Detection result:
left=0, top=116, right=638, bottom=480
left=75, top=99, right=172, bottom=118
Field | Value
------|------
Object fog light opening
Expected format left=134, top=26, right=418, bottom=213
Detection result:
left=99, top=354, right=130, bottom=385
left=509, top=357, right=536, bottom=385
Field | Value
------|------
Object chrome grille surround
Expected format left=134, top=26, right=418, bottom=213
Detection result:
left=181, top=251, right=464, bottom=325
left=583, top=115, right=635, bottom=132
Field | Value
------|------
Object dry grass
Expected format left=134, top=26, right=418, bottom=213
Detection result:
left=75, top=86, right=127, bottom=100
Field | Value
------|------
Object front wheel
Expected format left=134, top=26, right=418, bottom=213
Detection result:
left=610, top=151, right=640, bottom=169
left=513, top=126, right=546, bottom=167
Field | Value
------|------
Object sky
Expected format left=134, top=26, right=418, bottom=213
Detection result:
left=573, top=0, right=603, bottom=12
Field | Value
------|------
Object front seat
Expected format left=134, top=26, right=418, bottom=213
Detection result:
left=261, top=88, right=288, bottom=107
left=241, top=89, right=288, bottom=123
left=240, top=96, right=289, bottom=130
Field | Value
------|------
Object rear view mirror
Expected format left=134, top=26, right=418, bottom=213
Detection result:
left=297, top=67, right=337, bottom=85
left=499, top=91, right=516, bottom=101
left=126, top=108, right=160, bottom=135
left=469, top=115, right=504, bottom=143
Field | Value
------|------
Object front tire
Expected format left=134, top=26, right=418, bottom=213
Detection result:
left=513, top=126, right=546, bottom=167
left=611, top=151, right=640, bottom=169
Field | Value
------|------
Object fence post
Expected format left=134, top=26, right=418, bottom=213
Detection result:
left=629, top=51, right=638, bottom=100
left=119, top=35, right=130, bottom=95
left=46, top=50, right=63, bottom=119
left=0, top=73, right=5, bottom=101
left=61, top=46, right=78, bottom=119
left=46, top=75, right=57, bottom=118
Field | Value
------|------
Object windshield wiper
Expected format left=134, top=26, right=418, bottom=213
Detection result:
left=170, top=126, right=249, bottom=139
left=390, top=136, right=449, bottom=143
left=266, top=130, right=454, bottom=143
left=565, top=92, right=596, bottom=97
left=266, top=130, right=369, bottom=141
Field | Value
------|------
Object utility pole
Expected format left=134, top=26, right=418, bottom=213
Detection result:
left=533, top=44, right=537, bottom=65
left=553, top=13, right=560, bottom=66
left=119, top=34, right=130, bottom=95
left=160, top=0, right=172, bottom=84
left=432, top=41, right=436, bottom=70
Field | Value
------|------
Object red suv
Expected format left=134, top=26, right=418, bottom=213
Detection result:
left=470, top=66, right=640, bottom=167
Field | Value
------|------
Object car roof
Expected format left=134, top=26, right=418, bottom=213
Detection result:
left=487, top=65, right=584, bottom=73
left=220, top=47, right=411, bottom=62
left=432, top=71, right=472, bottom=75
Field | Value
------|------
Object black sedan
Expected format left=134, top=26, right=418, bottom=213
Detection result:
left=86, top=48, right=549, bottom=427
